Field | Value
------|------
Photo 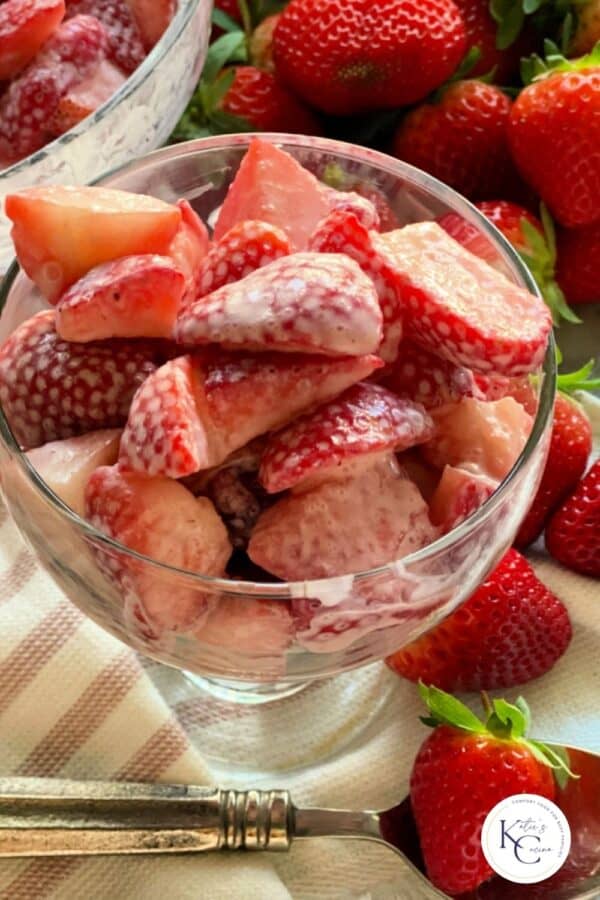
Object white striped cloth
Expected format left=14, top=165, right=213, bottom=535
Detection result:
left=0, top=394, right=597, bottom=899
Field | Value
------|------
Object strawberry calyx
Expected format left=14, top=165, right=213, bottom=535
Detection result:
left=521, top=37, right=600, bottom=84
left=419, top=683, right=576, bottom=785
left=557, top=358, right=600, bottom=394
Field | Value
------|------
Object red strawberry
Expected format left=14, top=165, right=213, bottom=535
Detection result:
left=167, top=199, right=210, bottom=302
left=55, top=255, right=186, bottom=341
left=119, top=351, right=383, bottom=478
left=429, top=464, right=497, bottom=532
left=66, top=0, right=145, bottom=74
left=392, top=80, right=517, bottom=202
left=127, top=0, right=174, bottom=50
left=516, top=392, right=593, bottom=548
left=546, top=459, right=600, bottom=577
left=85, top=465, right=231, bottom=633
left=508, top=47, right=600, bottom=228
left=0, top=14, right=107, bottom=162
left=26, top=429, right=121, bottom=516
left=175, top=252, right=383, bottom=358
left=308, top=208, right=402, bottom=362
left=423, top=396, right=533, bottom=481
left=452, top=0, right=534, bottom=82
left=381, top=340, right=479, bottom=409
left=372, top=222, right=552, bottom=375
left=556, top=220, right=600, bottom=305
left=249, top=454, right=438, bottom=580
left=249, top=13, right=279, bottom=73
left=0, top=309, right=158, bottom=449
left=48, top=59, right=126, bottom=135
left=197, top=219, right=291, bottom=299
left=219, top=66, right=321, bottom=135
left=0, top=0, right=66, bottom=81
left=409, top=686, right=567, bottom=895
left=6, top=185, right=181, bottom=303
left=213, top=138, right=333, bottom=250
left=259, top=383, right=434, bottom=494
left=387, top=548, right=572, bottom=689
left=272, top=0, right=467, bottom=116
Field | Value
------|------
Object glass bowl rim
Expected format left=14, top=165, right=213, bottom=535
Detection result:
left=0, top=132, right=557, bottom=599
left=0, top=0, right=206, bottom=183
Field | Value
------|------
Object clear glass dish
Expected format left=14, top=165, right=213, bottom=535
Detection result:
left=0, top=0, right=212, bottom=269
left=0, top=135, right=555, bottom=722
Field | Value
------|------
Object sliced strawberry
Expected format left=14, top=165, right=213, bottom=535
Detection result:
left=423, top=396, right=533, bottom=482
left=248, top=454, right=438, bottom=580
left=85, top=465, right=231, bottom=632
left=48, top=59, right=126, bottom=135
left=0, top=14, right=107, bottom=162
left=328, top=191, right=380, bottom=230
left=308, top=208, right=402, bottom=362
left=197, top=220, right=291, bottom=299
left=436, top=212, right=499, bottom=266
left=66, top=0, right=144, bottom=74
left=26, top=429, right=121, bottom=515
left=429, top=464, right=498, bottom=533
left=0, top=309, right=157, bottom=449
left=214, top=138, right=333, bottom=250
left=175, top=252, right=382, bottom=357
left=381, top=340, right=479, bottom=409
left=372, top=222, right=552, bottom=375
left=0, top=0, right=66, bottom=80
left=6, top=185, right=181, bottom=303
left=259, top=382, right=433, bottom=494
left=55, top=255, right=185, bottom=342
left=127, top=0, right=174, bottom=50
left=196, top=597, right=293, bottom=658
left=119, top=350, right=384, bottom=478
left=473, top=372, right=538, bottom=416
left=167, top=199, right=210, bottom=303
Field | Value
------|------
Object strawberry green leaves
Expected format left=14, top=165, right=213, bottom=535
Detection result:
left=419, top=683, right=486, bottom=732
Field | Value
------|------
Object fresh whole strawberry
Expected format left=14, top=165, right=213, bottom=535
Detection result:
left=0, top=309, right=158, bottom=449
left=546, top=459, right=600, bottom=577
left=516, top=387, right=593, bottom=548
left=556, top=220, right=600, bottom=305
left=392, top=80, right=517, bottom=202
left=387, top=548, right=572, bottom=689
left=0, top=0, right=66, bottom=81
left=272, top=0, right=467, bottom=116
left=410, top=685, right=571, bottom=895
left=219, top=66, right=322, bottom=135
left=508, top=46, right=600, bottom=228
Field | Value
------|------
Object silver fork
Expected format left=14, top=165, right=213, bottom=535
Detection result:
left=0, top=744, right=599, bottom=899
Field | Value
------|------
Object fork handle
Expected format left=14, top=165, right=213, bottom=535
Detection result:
left=0, top=778, right=292, bottom=857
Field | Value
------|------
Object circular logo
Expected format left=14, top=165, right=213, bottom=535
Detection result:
left=481, top=793, right=571, bottom=884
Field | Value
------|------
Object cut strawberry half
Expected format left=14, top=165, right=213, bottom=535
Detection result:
left=26, top=428, right=121, bottom=516
left=308, top=207, right=403, bottom=363
left=85, top=465, right=231, bottom=632
left=0, top=0, right=66, bottom=81
left=119, top=350, right=383, bottom=479
left=423, top=396, right=533, bottom=482
left=248, top=454, right=438, bottom=581
left=175, top=252, right=383, bottom=357
left=167, top=199, right=210, bottom=303
left=6, top=185, right=181, bottom=303
left=55, top=254, right=186, bottom=341
left=381, top=340, right=479, bottom=409
left=0, top=309, right=158, bottom=449
left=429, top=464, right=498, bottom=534
left=259, top=382, right=434, bottom=494
left=213, top=138, right=333, bottom=250
left=48, top=59, right=126, bottom=135
left=197, top=219, right=291, bottom=299
left=373, top=222, right=552, bottom=375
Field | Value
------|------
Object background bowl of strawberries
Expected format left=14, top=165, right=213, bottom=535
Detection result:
left=0, top=0, right=213, bottom=268
left=0, top=133, right=557, bottom=704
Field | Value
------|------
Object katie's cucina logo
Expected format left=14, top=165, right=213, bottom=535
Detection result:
left=481, top=794, right=571, bottom=884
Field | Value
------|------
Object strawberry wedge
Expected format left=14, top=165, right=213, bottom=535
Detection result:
left=0, top=309, right=157, bottom=448
left=175, top=252, right=383, bottom=357
left=381, top=340, right=479, bottom=409
left=429, top=464, right=498, bottom=533
left=259, top=382, right=434, bottom=494
left=167, top=199, right=210, bottom=302
left=5, top=185, right=181, bottom=303
left=372, top=222, right=552, bottom=375
left=0, top=0, right=66, bottom=81
left=56, top=255, right=186, bottom=341
left=197, top=219, right=291, bottom=298
left=119, top=351, right=384, bottom=478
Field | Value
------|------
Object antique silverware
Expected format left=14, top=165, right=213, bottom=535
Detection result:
left=0, top=744, right=598, bottom=899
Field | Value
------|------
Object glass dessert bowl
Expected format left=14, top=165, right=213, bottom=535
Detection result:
left=0, top=134, right=555, bottom=717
